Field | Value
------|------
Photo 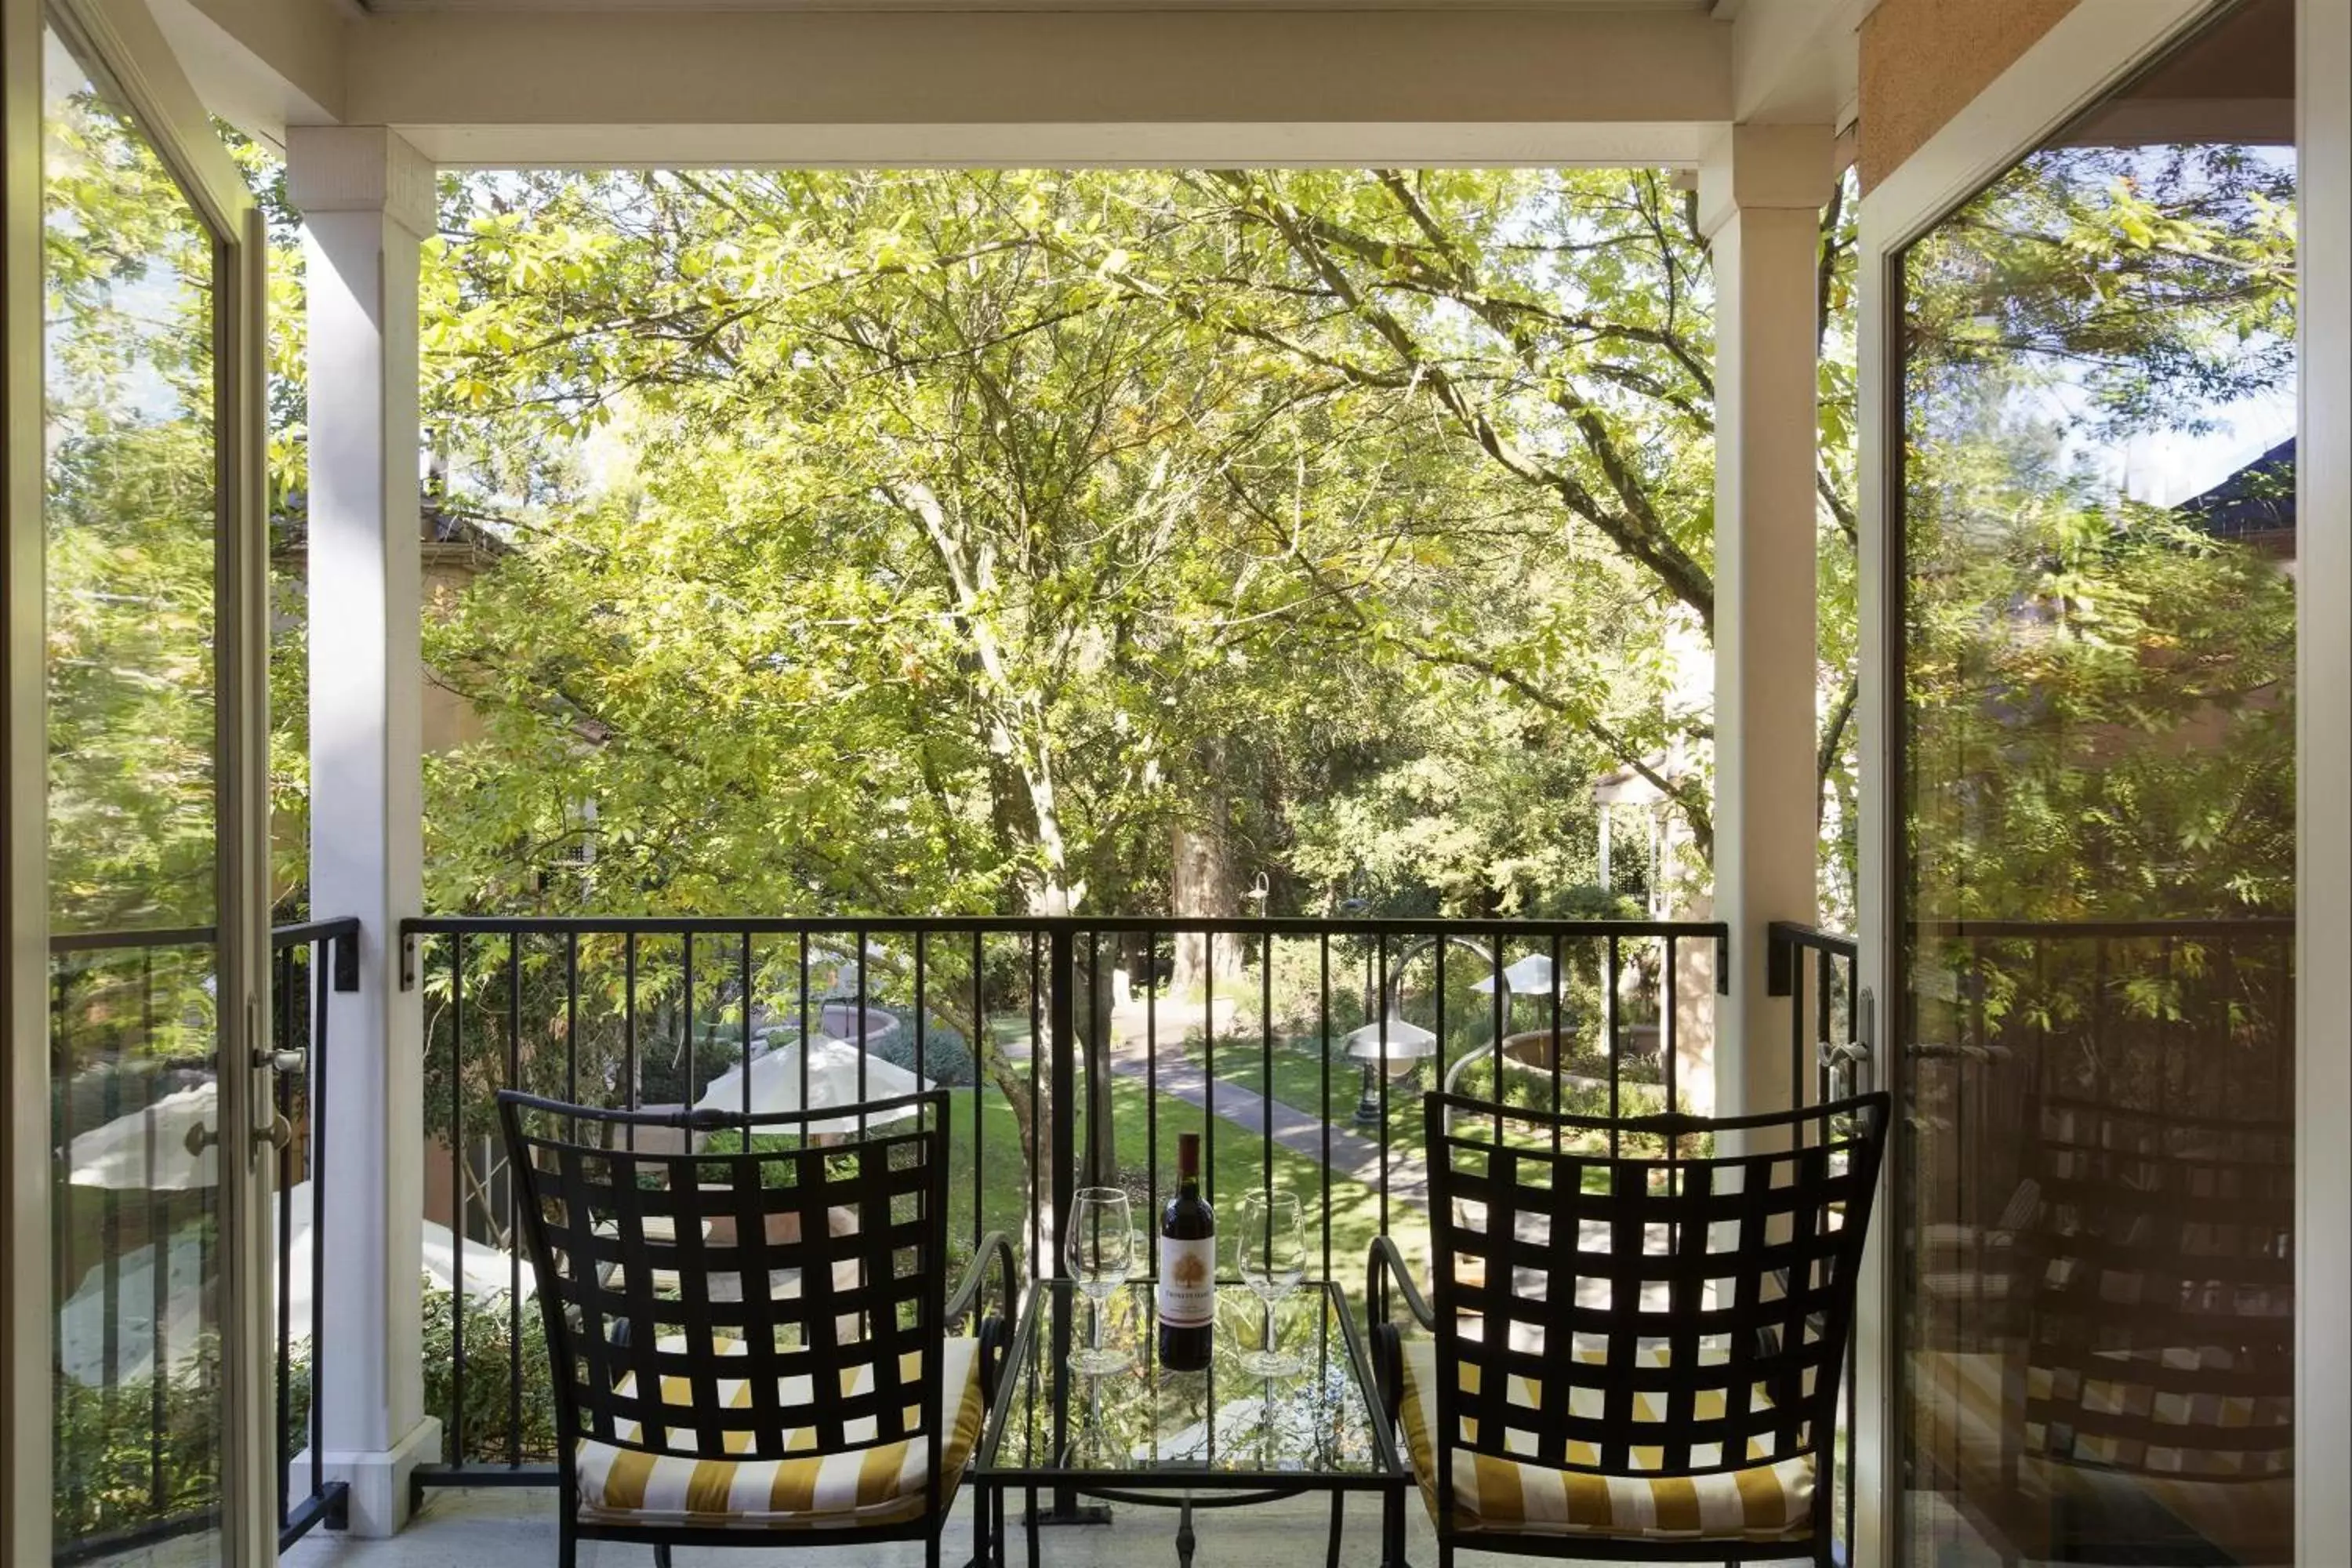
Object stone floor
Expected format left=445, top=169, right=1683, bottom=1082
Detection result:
left=274, top=1485, right=1824, bottom=1568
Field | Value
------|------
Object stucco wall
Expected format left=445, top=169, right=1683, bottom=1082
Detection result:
left=1858, top=0, right=2081, bottom=188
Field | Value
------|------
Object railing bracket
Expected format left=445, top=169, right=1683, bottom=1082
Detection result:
left=1766, top=924, right=1795, bottom=997
left=400, top=929, right=418, bottom=992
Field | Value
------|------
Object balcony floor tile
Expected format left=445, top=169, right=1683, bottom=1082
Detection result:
left=277, top=1484, right=1817, bottom=1568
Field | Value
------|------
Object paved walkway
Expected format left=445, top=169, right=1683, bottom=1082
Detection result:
left=1102, top=1014, right=1428, bottom=1214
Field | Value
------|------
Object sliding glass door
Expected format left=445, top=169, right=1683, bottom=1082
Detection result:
left=15, top=3, right=272, bottom=1563
left=1892, top=2, right=2298, bottom=1563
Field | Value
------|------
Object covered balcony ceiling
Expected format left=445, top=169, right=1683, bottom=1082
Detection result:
left=154, top=0, right=1861, bottom=167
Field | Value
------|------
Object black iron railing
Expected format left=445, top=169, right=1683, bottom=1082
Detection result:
left=48, top=917, right=361, bottom=1563
left=397, top=912, right=1729, bottom=1493
left=267, top=917, right=361, bottom=1548
left=1766, top=919, right=1864, bottom=1559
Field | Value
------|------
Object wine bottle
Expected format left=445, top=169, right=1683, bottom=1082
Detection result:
left=1156, top=1131, right=1214, bottom=1370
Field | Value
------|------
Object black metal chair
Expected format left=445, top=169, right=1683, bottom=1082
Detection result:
left=496, top=1087, right=1018, bottom=1568
left=1368, top=1090, right=1889, bottom=1566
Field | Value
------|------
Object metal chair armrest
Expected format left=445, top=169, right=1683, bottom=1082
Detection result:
left=1370, top=1320, right=1406, bottom=1431
left=947, top=1230, right=1022, bottom=1403
left=1367, top=1234, right=1437, bottom=1331
left=948, top=1230, right=1020, bottom=1327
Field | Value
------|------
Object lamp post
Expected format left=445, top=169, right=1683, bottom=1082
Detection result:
left=1339, top=933, right=1496, bottom=1123
left=1344, top=1013, right=1439, bottom=1123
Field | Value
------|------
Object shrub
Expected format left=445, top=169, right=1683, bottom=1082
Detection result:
left=421, top=1283, right=561, bottom=1465
left=52, top=1338, right=225, bottom=1548
left=875, top=1018, right=977, bottom=1087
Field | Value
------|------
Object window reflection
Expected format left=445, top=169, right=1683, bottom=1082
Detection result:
left=1896, top=2, right=2296, bottom=1563
left=42, top=23, right=226, bottom=1564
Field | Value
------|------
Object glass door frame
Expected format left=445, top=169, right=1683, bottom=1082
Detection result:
left=0, top=0, right=273, bottom=1562
left=1851, top=1, right=2303, bottom=1564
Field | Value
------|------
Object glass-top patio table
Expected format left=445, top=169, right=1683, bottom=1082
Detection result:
left=973, top=1279, right=1410, bottom=1568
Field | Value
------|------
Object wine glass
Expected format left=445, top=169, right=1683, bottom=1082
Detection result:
left=1234, top=1191, right=1307, bottom=1376
left=1065, top=1187, right=1134, bottom=1374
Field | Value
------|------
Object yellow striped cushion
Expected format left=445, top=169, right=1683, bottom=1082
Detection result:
left=575, top=1336, right=984, bottom=1531
left=1398, top=1340, right=1813, bottom=1543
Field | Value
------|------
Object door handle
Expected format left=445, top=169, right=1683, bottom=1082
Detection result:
left=1818, top=986, right=1876, bottom=1098
left=244, top=994, right=295, bottom=1158
left=1820, top=1040, right=1872, bottom=1098
left=254, top=1046, right=305, bottom=1075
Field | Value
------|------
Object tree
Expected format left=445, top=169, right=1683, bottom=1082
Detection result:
left=1898, top=136, right=2297, bottom=1086
left=1902, top=140, right=2297, bottom=928
left=42, top=78, right=223, bottom=935
left=1043, top=169, right=1864, bottom=871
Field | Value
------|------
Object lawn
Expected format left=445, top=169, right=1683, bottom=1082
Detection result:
left=942, top=1064, right=1414, bottom=1313
left=1178, top=1029, right=1683, bottom=1164
left=1177, top=1027, right=1478, bottom=1149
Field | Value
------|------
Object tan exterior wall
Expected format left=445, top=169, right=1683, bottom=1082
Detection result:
left=1858, top=0, right=2081, bottom=189
left=421, top=544, right=487, bottom=755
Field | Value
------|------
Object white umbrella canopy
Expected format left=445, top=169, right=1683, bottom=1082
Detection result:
left=1472, top=953, right=1560, bottom=999
left=1342, top=1014, right=1438, bottom=1065
left=67, top=1081, right=219, bottom=1190
left=693, top=1034, right=932, bottom=1133
left=57, top=1228, right=209, bottom=1387
left=57, top=1181, right=528, bottom=1387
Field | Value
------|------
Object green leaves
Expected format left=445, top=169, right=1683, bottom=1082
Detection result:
left=408, top=165, right=1859, bottom=925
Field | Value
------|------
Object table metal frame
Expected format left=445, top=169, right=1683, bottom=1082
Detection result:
left=971, top=1280, right=1411, bottom=1568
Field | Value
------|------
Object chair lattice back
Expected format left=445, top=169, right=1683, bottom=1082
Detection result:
left=1424, top=1091, right=1889, bottom=1487
left=498, top=1088, right=951, bottom=1468
left=2016, top=1094, right=2293, bottom=1480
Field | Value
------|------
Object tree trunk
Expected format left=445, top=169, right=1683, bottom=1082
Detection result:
left=1171, top=747, right=1245, bottom=994
left=985, top=1047, right=1043, bottom=1247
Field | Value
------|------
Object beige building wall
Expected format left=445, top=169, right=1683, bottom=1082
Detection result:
left=1858, top=0, right=2082, bottom=188
left=421, top=541, right=488, bottom=755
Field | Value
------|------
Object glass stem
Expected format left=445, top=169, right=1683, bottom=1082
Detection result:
left=1092, top=1291, right=1105, bottom=1359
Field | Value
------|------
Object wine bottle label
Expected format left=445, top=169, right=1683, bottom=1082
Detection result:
left=1156, top=1236, right=1217, bottom=1328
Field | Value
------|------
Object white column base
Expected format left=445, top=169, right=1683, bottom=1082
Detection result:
left=312, top=1415, right=445, bottom=1537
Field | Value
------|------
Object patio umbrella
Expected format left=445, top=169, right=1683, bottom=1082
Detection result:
left=1471, top=953, right=1559, bottom=1000
left=56, top=1181, right=528, bottom=1387
left=66, top=1082, right=220, bottom=1190
left=692, top=1034, right=931, bottom=1133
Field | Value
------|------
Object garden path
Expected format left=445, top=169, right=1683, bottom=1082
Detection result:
left=1099, top=1027, right=1428, bottom=1213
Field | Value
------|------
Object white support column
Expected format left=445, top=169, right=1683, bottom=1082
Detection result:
left=1700, top=123, right=1835, bottom=1121
left=287, top=125, right=441, bottom=1537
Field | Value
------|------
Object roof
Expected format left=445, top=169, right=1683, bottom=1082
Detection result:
left=2176, top=438, right=2296, bottom=546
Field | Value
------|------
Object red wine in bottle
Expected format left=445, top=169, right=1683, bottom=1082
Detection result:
left=1157, top=1131, right=1214, bottom=1370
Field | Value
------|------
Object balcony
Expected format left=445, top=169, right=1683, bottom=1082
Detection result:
left=54, top=902, right=2306, bottom=1568
left=64, top=912, right=1890, bottom=1566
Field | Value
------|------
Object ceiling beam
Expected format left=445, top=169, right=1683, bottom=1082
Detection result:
left=324, top=6, right=1730, bottom=166
left=1728, top=0, right=1866, bottom=125
left=151, top=0, right=348, bottom=141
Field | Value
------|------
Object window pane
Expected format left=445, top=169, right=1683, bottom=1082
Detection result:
left=43, top=21, right=225, bottom=1564
left=1896, top=3, right=2297, bottom=1564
